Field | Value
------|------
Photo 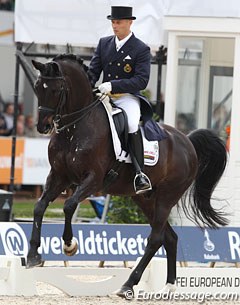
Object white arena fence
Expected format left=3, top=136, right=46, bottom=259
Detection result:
left=0, top=256, right=240, bottom=299
left=0, top=223, right=239, bottom=297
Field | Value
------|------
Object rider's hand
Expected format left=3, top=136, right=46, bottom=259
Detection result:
left=98, top=82, right=112, bottom=94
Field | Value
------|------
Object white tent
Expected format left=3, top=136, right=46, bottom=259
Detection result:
left=15, top=0, right=240, bottom=50
left=14, top=0, right=165, bottom=50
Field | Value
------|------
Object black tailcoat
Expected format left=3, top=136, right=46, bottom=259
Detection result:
left=88, top=33, right=153, bottom=120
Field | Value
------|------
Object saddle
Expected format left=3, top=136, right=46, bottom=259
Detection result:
left=97, top=94, right=167, bottom=190
left=98, top=94, right=167, bottom=165
left=111, top=103, right=129, bottom=152
left=108, top=98, right=167, bottom=148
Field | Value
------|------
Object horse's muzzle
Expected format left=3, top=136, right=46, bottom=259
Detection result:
left=37, top=114, right=53, bottom=134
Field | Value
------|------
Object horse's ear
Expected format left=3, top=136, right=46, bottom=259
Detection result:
left=32, top=60, right=45, bottom=73
left=51, top=62, right=60, bottom=75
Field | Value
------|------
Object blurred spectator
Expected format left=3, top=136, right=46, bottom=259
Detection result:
left=25, top=114, right=38, bottom=137
left=2, top=102, right=14, bottom=135
left=0, top=93, right=4, bottom=112
left=212, top=104, right=228, bottom=134
left=16, top=113, right=25, bottom=137
left=17, top=113, right=25, bottom=124
left=16, top=121, right=24, bottom=137
left=16, top=118, right=25, bottom=136
left=176, top=113, right=196, bottom=134
left=0, top=112, right=9, bottom=135
left=0, top=0, right=14, bottom=11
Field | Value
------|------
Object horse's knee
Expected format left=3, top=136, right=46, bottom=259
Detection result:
left=33, top=200, right=48, bottom=217
left=63, top=198, right=78, bottom=216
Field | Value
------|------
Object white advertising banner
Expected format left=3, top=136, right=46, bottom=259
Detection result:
left=0, top=137, right=50, bottom=185
left=22, top=138, right=50, bottom=185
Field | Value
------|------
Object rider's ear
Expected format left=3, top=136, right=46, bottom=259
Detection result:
left=32, top=60, right=45, bottom=73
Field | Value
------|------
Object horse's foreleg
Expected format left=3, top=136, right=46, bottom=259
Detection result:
left=62, top=191, right=80, bottom=256
left=62, top=178, right=96, bottom=256
left=27, top=172, right=67, bottom=268
left=27, top=194, right=51, bottom=267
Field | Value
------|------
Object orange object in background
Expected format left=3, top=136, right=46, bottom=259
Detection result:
left=225, top=125, right=230, bottom=151
left=0, top=138, right=24, bottom=184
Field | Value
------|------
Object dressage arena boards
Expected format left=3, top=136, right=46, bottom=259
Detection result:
left=0, top=256, right=240, bottom=304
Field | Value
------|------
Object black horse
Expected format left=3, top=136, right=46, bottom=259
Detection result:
left=27, top=54, right=228, bottom=298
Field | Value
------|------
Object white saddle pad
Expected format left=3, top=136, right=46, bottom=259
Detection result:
left=101, top=96, right=159, bottom=166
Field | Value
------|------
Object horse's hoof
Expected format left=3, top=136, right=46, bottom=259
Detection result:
left=159, top=283, right=177, bottom=294
left=63, top=239, right=78, bottom=256
left=26, top=254, right=43, bottom=268
left=116, top=286, right=134, bottom=300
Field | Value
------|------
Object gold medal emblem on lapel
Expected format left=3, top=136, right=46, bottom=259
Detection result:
left=124, top=63, right=132, bottom=73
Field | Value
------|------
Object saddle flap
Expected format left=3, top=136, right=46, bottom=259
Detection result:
left=112, top=107, right=128, bottom=152
left=101, top=96, right=159, bottom=166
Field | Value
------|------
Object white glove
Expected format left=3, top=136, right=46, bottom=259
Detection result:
left=98, top=82, right=112, bottom=94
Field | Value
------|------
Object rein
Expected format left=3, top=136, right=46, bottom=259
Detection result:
left=38, top=75, right=103, bottom=133
left=53, top=94, right=103, bottom=133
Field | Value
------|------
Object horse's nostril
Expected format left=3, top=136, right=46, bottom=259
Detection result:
left=43, top=125, right=50, bottom=134
left=37, top=122, right=51, bottom=134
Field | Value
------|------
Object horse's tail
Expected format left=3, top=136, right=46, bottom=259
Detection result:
left=182, top=129, right=228, bottom=228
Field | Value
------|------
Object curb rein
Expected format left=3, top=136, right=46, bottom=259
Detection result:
left=38, top=75, right=103, bottom=133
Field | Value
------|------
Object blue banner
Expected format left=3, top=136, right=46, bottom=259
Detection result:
left=0, top=223, right=239, bottom=262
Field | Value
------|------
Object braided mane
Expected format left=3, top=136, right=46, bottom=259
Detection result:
left=53, top=53, right=89, bottom=72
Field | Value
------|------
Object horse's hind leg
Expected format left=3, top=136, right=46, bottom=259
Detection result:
left=117, top=205, right=171, bottom=299
left=161, top=222, right=178, bottom=292
left=27, top=171, right=67, bottom=267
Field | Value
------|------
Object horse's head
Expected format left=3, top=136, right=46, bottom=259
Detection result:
left=33, top=55, right=94, bottom=134
left=32, top=59, right=67, bottom=134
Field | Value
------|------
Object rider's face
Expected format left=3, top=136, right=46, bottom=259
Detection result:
left=111, top=19, right=132, bottom=40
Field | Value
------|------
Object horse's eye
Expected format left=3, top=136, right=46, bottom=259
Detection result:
left=43, top=83, right=48, bottom=89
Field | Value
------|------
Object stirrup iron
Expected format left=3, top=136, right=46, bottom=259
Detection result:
left=134, top=171, right=152, bottom=194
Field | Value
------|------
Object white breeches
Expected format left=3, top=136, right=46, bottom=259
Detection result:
left=112, top=94, right=140, bottom=133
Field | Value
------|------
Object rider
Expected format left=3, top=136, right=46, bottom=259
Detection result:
left=88, top=5, right=152, bottom=194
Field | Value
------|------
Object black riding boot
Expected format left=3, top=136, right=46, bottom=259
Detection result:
left=128, top=130, right=152, bottom=194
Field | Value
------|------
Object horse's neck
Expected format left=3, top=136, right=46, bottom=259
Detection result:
left=68, top=76, right=93, bottom=112
left=70, top=89, right=92, bottom=110
left=60, top=61, right=92, bottom=112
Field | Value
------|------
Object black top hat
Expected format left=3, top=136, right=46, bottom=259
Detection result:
left=107, top=6, right=136, bottom=20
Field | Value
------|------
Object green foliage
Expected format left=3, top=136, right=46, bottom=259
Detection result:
left=140, top=89, right=151, bottom=100
left=12, top=200, right=96, bottom=219
left=107, top=196, right=148, bottom=224
left=12, top=197, right=149, bottom=224
left=152, top=112, right=160, bottom=122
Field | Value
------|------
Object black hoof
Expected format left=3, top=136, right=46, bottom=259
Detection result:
left=116, top=286, right=134, bottom=300
left=26, top=253, right=43, bottom=268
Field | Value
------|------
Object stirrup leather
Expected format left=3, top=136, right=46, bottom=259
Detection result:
left=133, top=171, right=152, bottom=194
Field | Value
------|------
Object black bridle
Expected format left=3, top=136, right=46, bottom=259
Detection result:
left=38, top=75, right=103, bottom=133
